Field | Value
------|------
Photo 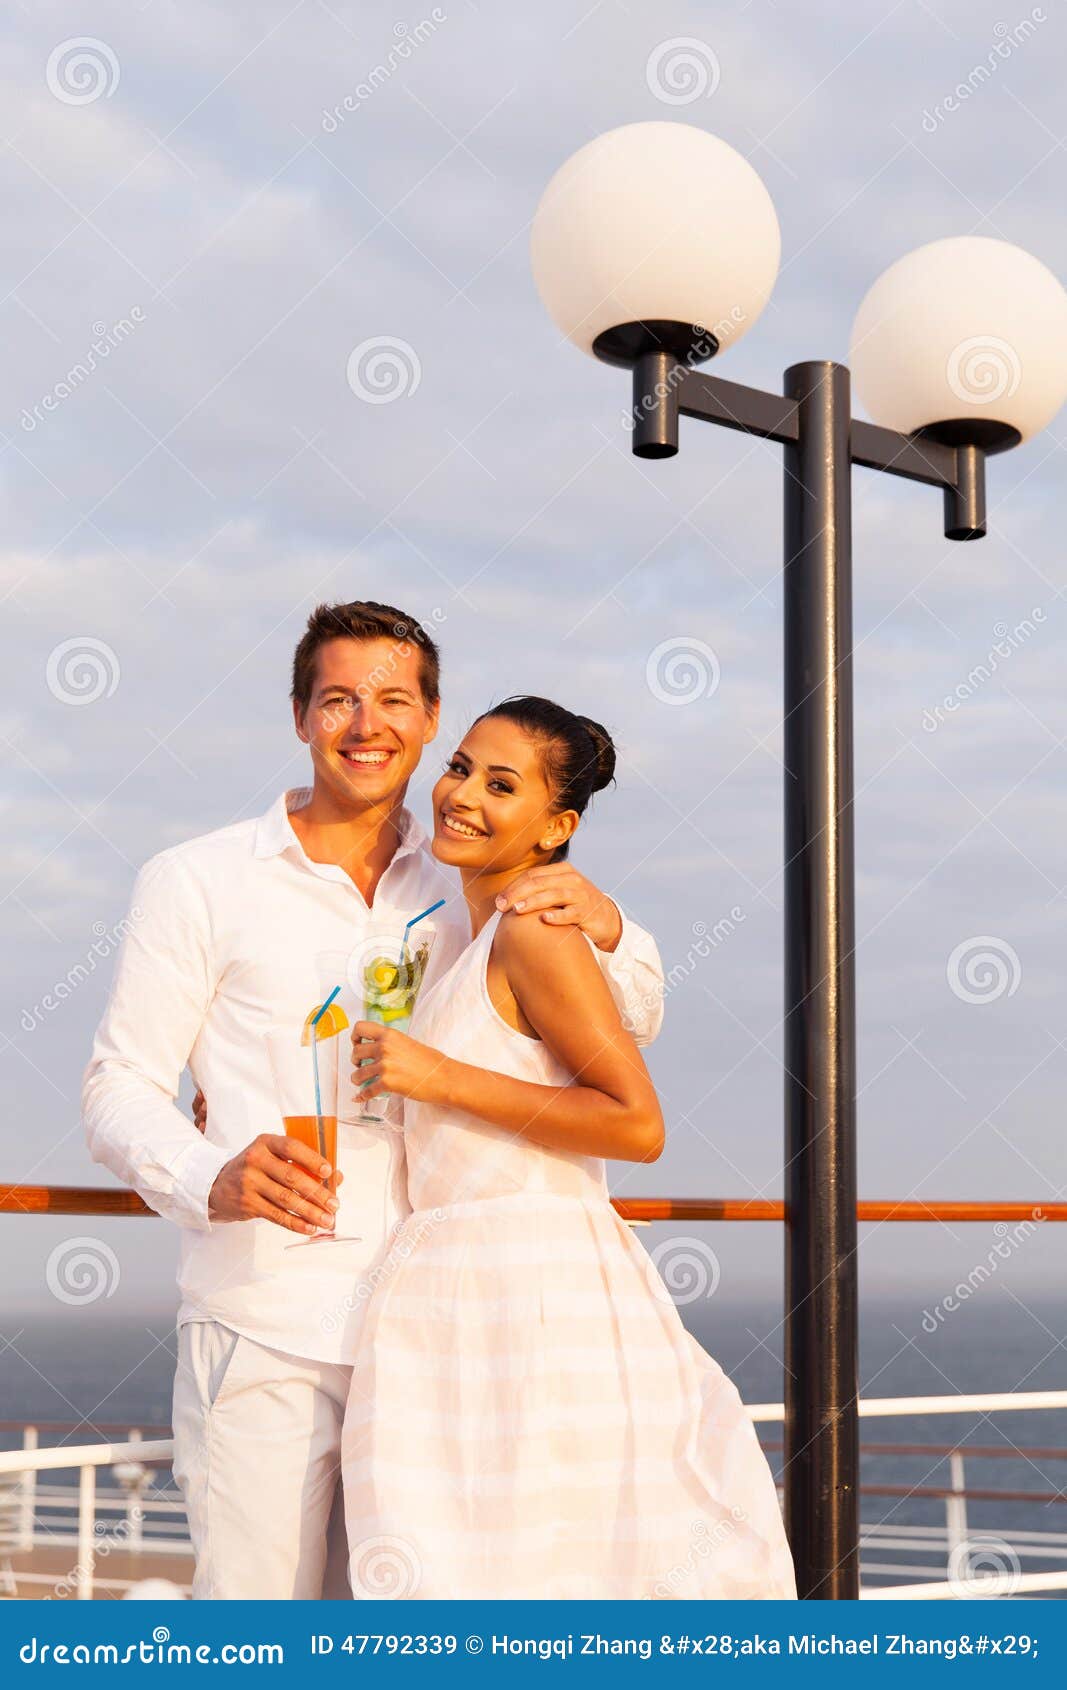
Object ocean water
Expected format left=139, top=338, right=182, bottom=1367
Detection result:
left=3, top=1286, right=1065, bottom=1593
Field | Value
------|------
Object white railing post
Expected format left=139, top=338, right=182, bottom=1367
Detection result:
left=19, top=1427, right=37, bottom=1551
left=0, top=1394, right=1062, bottom=1602
left=126, top=1430, right=144, bottom=1550
left=945, top=1449, right=969, bottom=1576
left=76, top=1465, right=96, bottom=1600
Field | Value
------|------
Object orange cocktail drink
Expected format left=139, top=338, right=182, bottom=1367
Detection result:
left=265, top=1001, right=353, bottom=1244
left=280, top=1114, right=338, bottom=1198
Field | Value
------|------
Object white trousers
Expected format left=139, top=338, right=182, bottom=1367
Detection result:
left=172, top=1320, right=352, bottom=1600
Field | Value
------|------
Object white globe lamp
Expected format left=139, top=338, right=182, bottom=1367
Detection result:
left=850, top=236, right=1067, bottom=449
left=531, top=122, right=780, bottom=369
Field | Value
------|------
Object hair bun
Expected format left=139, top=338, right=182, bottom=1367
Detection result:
left=577, top=714, right=616, bottom=794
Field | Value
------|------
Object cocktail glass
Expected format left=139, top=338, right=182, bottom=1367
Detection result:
left=346, top=926, right=438, bottom=1125
left=264, top=1020, right=360, bottom=1246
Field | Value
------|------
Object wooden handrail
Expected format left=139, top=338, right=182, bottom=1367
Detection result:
left=762, top=1441, right=1067, bottom=1460
left=0, top=1419, right=172, bottom=1434
left=8, top=1422, right=1064, bottom=1462
left=0, top=1185, right=151, bottom=1216
left=862, top=1483, right=1067, bottom=1504
left=0, top=1186, right=1062, bottom=1222
left=615, top=1198, right=1064, bottom=1222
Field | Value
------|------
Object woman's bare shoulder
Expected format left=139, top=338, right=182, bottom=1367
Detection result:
left=494, top=908, right=593, bottom=970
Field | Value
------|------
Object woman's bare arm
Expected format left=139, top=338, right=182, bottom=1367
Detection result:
left=355, top=913, right=664, bottom=1163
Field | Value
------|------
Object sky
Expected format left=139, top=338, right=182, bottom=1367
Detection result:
left=2, top=0, right=1066, bottom=1381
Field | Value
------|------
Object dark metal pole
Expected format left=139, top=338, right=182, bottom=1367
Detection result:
left=943, top=443, right=986, bottom=541
left=782, top=360, right=860, bottom=1599
left=620, top=336, right=1001, bottom=1597
left=632, top=351, right=679, bottom=457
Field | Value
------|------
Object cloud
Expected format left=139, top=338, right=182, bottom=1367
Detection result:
left=1, top=0, right=1064, bottom=1309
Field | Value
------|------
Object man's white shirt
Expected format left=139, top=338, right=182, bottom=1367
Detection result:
left=82, top=789, right=665, bottom=1364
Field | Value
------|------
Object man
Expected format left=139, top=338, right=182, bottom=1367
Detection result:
left=82, top=600, right=664, bottom=1601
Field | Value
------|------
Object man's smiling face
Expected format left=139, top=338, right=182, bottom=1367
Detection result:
left=293, top=635, right=439, bottom=811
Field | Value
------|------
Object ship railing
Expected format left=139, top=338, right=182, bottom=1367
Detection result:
left=2, top=1185, right=1065, bottom=1600
left=5, top=1398, right=1067, bottom=1600
left=0, top=1435, right=178, bottom=1599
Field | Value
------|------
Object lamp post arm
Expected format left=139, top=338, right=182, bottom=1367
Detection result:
left=851, top=421, right=986, bottom=540
left=630, top=354, right=799, bottom=456
left=677, top=365, right=800, bottom=444
left=629, top=356, right=991, bottom=540
left=850, top=420, right=955, bottom=485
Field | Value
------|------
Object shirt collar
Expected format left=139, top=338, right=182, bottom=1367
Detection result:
left=253, top=788, right=429, bottom=863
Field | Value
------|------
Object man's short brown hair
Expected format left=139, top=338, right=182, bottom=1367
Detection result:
left=291, top=600, right=441, bottom=714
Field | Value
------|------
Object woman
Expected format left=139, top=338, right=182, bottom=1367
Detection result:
left=342, top=696, right=797, bottom=1601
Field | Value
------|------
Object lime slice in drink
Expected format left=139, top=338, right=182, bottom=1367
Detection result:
left=366, top=957, right=400, bottom=993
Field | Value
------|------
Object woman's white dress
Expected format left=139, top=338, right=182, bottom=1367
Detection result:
left=341, top=911, right=797, bottom=1600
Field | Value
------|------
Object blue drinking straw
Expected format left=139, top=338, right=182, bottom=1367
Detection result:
left=309, top=985, right=342, bottom=1161
left=312, top=984, right=341, bottom=1026
left=399, top=898, right=446, bottom=967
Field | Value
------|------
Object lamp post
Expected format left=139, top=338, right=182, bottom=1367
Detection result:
left=531, top=121, right=1067, bottom=1600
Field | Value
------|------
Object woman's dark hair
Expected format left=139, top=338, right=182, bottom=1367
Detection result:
left=474, top=695, right=616, bottom=862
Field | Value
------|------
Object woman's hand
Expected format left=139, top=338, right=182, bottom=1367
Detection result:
left=352, top=1022, right=451, bottom=1104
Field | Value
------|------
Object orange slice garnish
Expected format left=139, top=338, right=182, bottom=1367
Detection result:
left=301, top=1000, right=350, bottom=1045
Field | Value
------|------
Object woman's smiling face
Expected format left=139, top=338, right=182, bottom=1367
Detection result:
left=431, top=716, right=577, bottom=873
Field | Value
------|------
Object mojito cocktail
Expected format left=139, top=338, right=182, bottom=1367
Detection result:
left=350, top=928, right=437, bottom=1124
